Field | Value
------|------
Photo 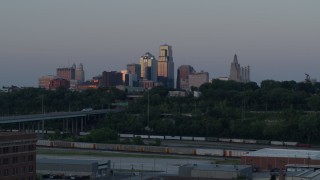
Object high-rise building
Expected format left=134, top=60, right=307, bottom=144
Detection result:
left=188, top=71, right=209, bottom=89
left=127, top=63, right=141, bottom=79
left=56, top=64, right=76, bottom=81
left=229, top=54, right=250, bottom=83
left=38, top=75, right=57, bottom=90
left=140, top=52, right=157, bottom=82
left=177, top=65, right=195, bottom=90
left=0, top=132, right=37, bottom=180
left=157, top=45, right=174, bottom=88
left=49, top=78, right=70, bottom=90
left=102, top=71, right=123, bottom=87
left=75, top=63, right=85, bottom=83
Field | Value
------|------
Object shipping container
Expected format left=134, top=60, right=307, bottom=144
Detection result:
left=231, top=139, right=244, bottom=143
left=121, top=145, right=144, bottom=152
left=37, top=140, right=52, bottom=147
left=283, top=142, right=298, bottom=146
left=181, top=136, right=193, bottom=141
left=169, top=147, right=196, bottom=155
left=244, top=139, right=257, bottom=144
left=196, top=148, right=224, bottom=156
left=205, top=137, right=218, bottom=142
left=143, top=146, right=167, bottom=154
left=149, top=135, right=165, bottom=140
left=95, top=143, right=118, bottom=151
left=224, top=150, right=249, bottom=157
left=165, top=136, right=181, bottom=140
left=218, top=138, right=231, bottom=142
left=271, top=141, right=284, bottom=146
left=134, top=135, right=149, bottom=139
left=193, top=137, right=206, bottom=141
left=119, top=134, right=134, bottom=138
left=52, top=141, right=74, bottom=148
left=256, top=140, right=270, bottom=145
left=74, top=142, right=95, bottom=149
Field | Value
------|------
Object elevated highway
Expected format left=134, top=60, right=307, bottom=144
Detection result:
left=0, top=109, right=121, bottom=124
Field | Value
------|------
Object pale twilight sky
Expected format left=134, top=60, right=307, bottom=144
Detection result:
left=0, top=0, right=319, bottom=87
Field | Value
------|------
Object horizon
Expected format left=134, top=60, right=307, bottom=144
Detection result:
left=1, top=0, right=319, bottom=87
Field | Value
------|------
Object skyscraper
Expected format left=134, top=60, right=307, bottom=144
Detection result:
left=75, top=63, right=85, bottom=83
left=157, top=45, right=174, bottom=88
left=140, top=52, right=157, bottom=82
left=188, top=71, right=209, bottom=89
left=127, top=63, right=141, bottom=79
left=229, top=54, right=250, bottom=83
left=177, top=65, right=195, bottom=90
left=56, top=64, right=76, bottom=81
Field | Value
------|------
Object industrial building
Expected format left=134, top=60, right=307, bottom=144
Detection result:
left=178, top=164, right=252, bottom=179
left=0, top=132, right=37, bottom=180
left=241, top=148, right=320, bottom=171
left=37, top=158, right=111, bottom=179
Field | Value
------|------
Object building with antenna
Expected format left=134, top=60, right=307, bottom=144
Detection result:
left=229, top=54, right=250, bottom=83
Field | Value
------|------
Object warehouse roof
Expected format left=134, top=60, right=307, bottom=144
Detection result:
left=243, top=148, right=320, bottom=160
left=37, top=158, right=99, bottom=165
left=182, top=164, right=251, bottom=172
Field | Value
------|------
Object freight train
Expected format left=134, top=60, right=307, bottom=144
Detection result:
left=36, top=140, right=250, bottom=158
left=118, top=134, right=311, bottom=148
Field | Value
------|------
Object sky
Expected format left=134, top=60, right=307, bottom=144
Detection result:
left=0, top=0, right=320, bottom=87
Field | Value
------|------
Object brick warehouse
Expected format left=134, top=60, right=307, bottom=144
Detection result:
left=0, top=132, right=37, bottom=180
left=241, top=148, right=320, bottom=171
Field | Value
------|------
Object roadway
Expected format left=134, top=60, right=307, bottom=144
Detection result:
left=0, top=109, right=122, bottom=124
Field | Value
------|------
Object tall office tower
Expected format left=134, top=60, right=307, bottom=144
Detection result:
left=75, top=63, right=85, bottom=83
left=102, top=71, right=123, bottom=87
left=127, top=63, right=141, bottom=79
left=157, top=45, right=174, bottom=88
left=229, top=54, right=250, bottom=82
left=57, top=64, right=76, bottom=81
left=188, top=71, right=209, bottom=89
left=177, top=65, right=195, bottom=90
left=140, top=52, right=157, bottom=82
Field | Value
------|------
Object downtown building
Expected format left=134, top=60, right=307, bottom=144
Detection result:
left=157, top=45, right=174, bottom=88
left=102, top=71, right=123, bottom=87
left=177, top=65, right=195, bottom=90
left=229, top=54, right=250, bottom=83
left=188, top=71, right=209, bottom=89
left=127, top=63, right=141, bottom=79
left=0, top=132, right=37, bottom=180
left=140, top=52, right=158, bottom=82
left=56, top=64, right=76, bottom=81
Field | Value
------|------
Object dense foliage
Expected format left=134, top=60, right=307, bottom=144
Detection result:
left=2, top=79, right=320, bottom=144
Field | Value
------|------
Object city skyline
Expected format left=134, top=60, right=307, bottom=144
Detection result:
left=1, top=1, right=319, bottom=86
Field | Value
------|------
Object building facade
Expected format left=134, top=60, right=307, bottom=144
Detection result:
left=75, top=63, right=85, bottom=83
left=0, top=132, right=37, bottom=180
left=177, top=65, right=195, bottom=90
left=102, top=71, right=123, bottom=87
left=188, top=72, right=209, bottom=89
left=127, top=63, right=141, bottom=79
left=229, top=54, right=250, bottom=83
left=56, top=64, right=76, bottom=81
left=157, top=45, right=174, bottom=88
left=140, top=52, right=157, bottom=82
left=49, top=78, right=70, bottom=90
left=38, top=75, right=57, bottom=90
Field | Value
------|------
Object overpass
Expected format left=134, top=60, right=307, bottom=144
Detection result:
left=0, top=109, right=122, bottom=136
left=0, top=109, right=121, bottom=124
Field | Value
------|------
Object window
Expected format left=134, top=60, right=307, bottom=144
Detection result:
left=21, top=156, right=26, bottom=162
left=12, top=167, right=18, bottom=175
left=28, top=155, right=33, bottom=161
left=28, top=145, right=34, bottom=151
left=28, top=165, right=33, bottom=172
left=13, top=146, right=19, bottom=153
left=2, top=158, right=9, bottom=165
left=3, top=169, right=9, bottom=176
left=12, top=156, right=18, bottom=164
left=3, top=147, right=9, bottom=154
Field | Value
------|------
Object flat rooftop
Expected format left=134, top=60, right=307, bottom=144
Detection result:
left=37, top=158, right=104, bottom=165
left=243, top=148, right=320, bottom=160
left=182, top=164, right=251, bottom=172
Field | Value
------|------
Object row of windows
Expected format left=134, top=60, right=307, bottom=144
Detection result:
left=1, top=165, right=34, bottom=176
left=1, top=145, right=35, bottom=154
left=1, top=155, right=34, bottom=165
